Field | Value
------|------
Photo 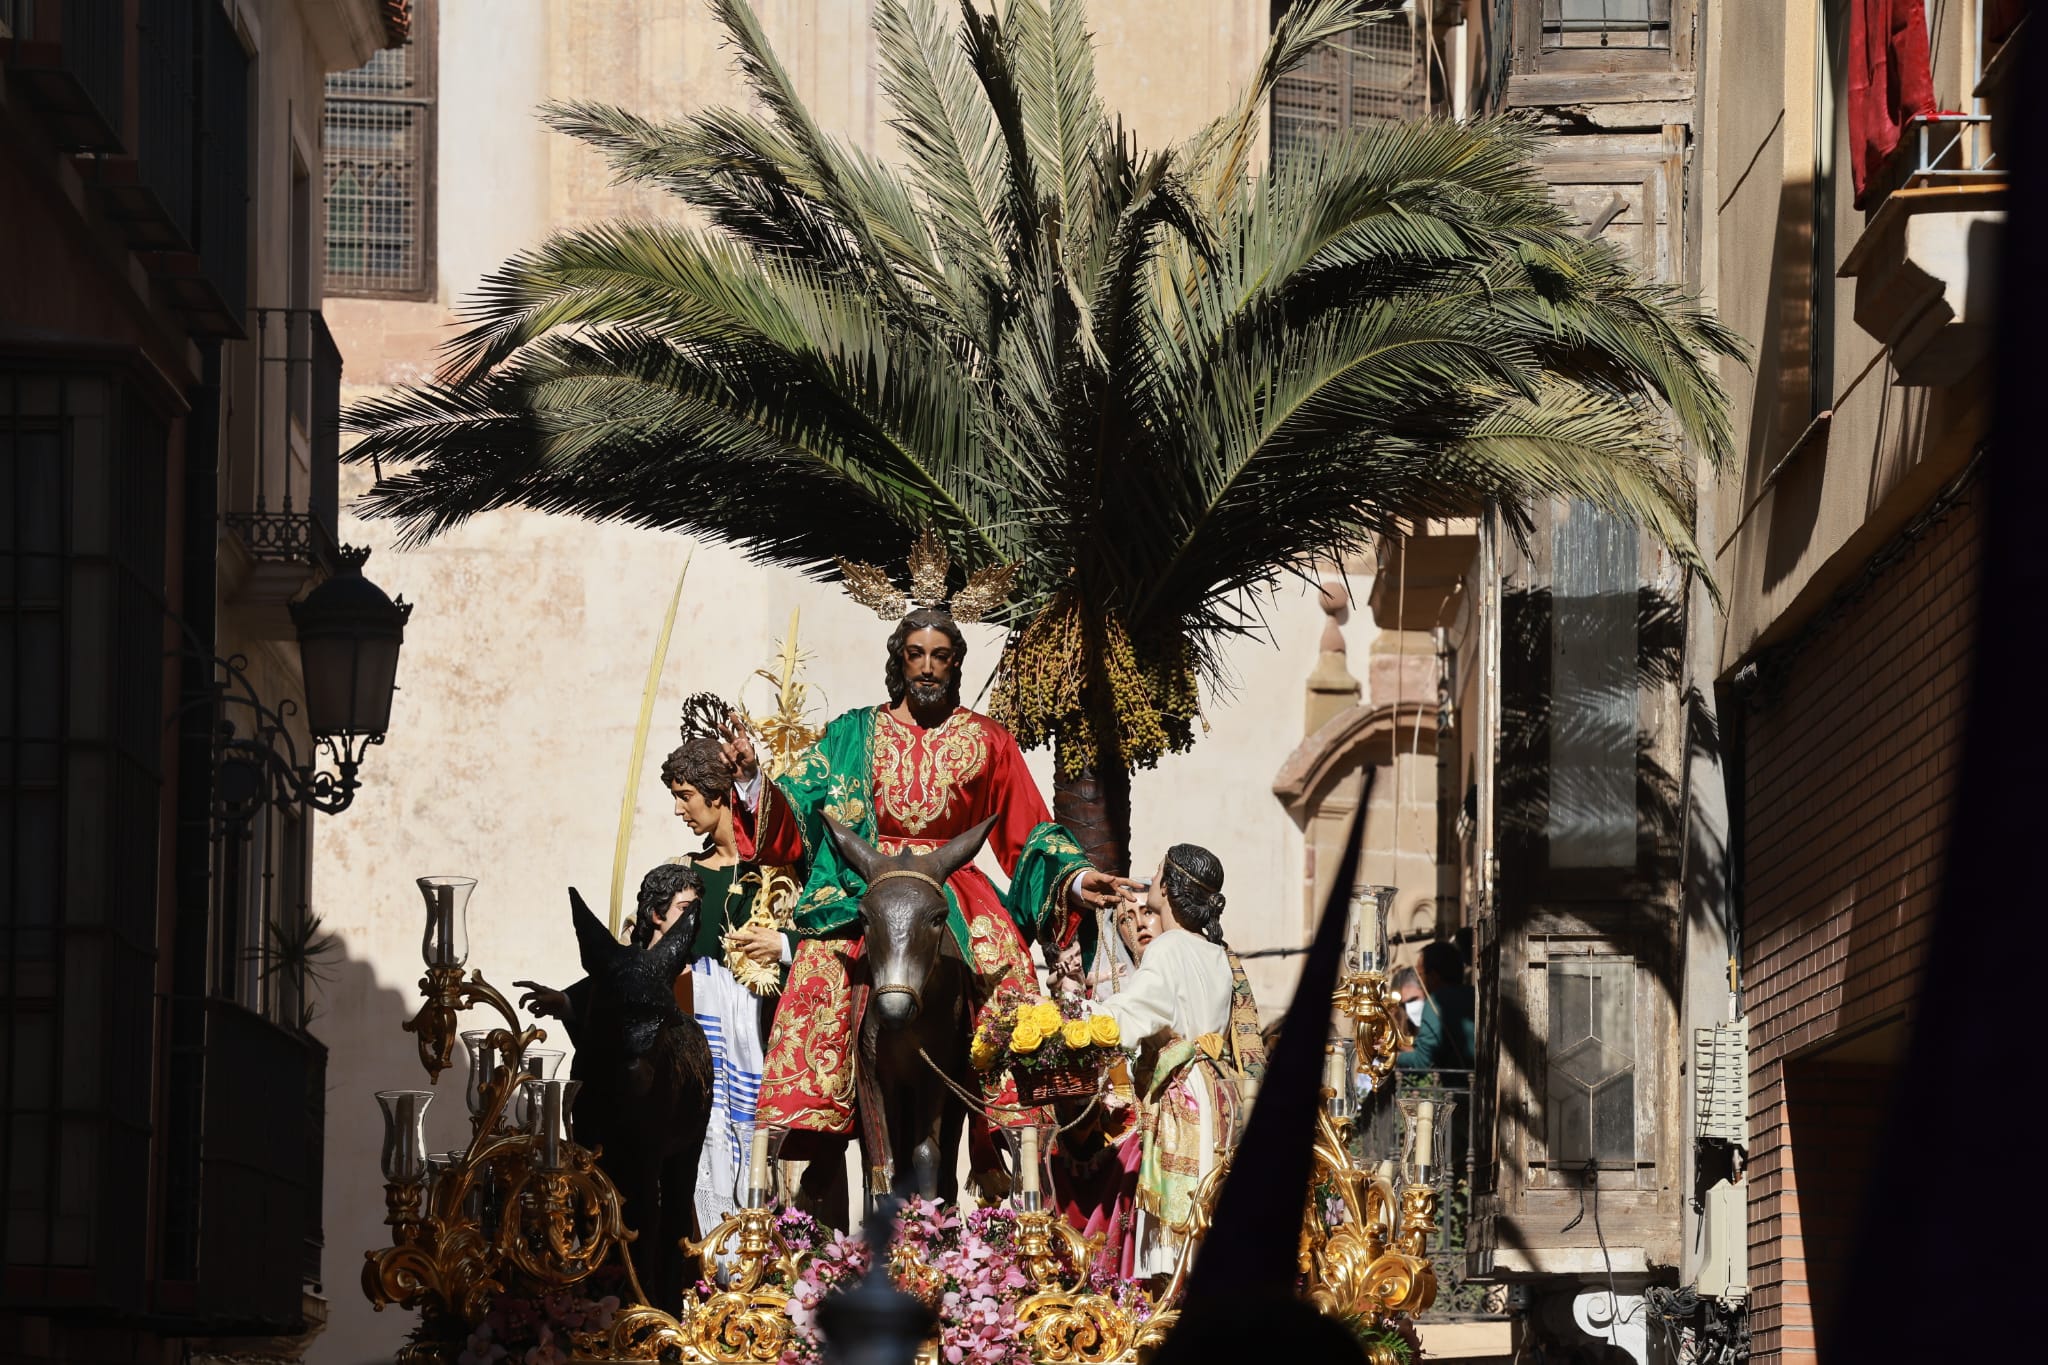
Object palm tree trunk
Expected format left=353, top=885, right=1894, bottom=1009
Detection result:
left=1053, top=760, right=1132, bottom=878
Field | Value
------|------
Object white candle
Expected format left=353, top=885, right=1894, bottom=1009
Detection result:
left=750, top=1126, right=772, bottom=1200
left=1415, top=1101, right=1437, bottom=1179
left=1019, top=1127, right=1040, bottom=1198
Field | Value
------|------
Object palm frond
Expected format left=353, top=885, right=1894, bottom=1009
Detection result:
left=345, top=0, right=1747, bottom=777
left=874, top=0, right=1020, bottom=282
left=1006, top=0, right=1103, bottom=237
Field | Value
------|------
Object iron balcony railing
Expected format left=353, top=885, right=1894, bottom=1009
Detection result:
left=1391, top=1068, right=1509, bottom=1320
left=222, top=308, right=343, bottom=572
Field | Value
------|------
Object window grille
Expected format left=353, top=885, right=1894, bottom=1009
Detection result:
left=1272, top=14, right=1427, bottom=167
left=1540, top=0, right=1672, bottom=51
left=1, top=371, right=163, bottom=1287
left=323, top=3, right=435, bottom=298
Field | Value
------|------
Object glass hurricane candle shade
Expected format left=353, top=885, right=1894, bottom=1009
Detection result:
left=510, top=1050, right=563, bottom=1130
left=525, top=1078, right=582, bottom=1170
left=377, top=1089, right=436, bottom=1185
left=417, top=876, right=477, bottom=969
left=1396, top=1092, right=1459, bottom=1188
left=729, top=1121, right=789, bottom=1207
left=995, top=1124, right=1057, bottom=1211
left=461, top=1030, right=498, bottom=1119
left=1347, top=885, right=1397, bottom=973
left=1324, top=1037, right=1359, bottom=1120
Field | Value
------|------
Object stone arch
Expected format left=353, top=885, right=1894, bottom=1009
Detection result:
left=1272, top=700, right=1439, bottom=935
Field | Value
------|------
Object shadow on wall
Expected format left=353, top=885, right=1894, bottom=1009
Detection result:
left=310, top=948, right=478, bottom=1365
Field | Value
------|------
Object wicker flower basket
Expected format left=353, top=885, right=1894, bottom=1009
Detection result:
left=1014, top=1063, right=1099, bottom=1107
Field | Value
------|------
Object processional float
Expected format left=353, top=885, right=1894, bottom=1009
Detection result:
left=362, top=629, right=1454, bottom=1364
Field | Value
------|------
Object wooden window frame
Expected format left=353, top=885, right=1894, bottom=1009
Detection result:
left=1518, top=0, right=1692, bottom=71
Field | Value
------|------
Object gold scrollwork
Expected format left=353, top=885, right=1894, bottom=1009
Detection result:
left=1018, top=1293, right=1138, bottom=1364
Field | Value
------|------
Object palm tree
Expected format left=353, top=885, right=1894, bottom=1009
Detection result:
left=344, top=0, right=1741, bottom=873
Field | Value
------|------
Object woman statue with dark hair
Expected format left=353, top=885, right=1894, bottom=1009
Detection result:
left=1074, top=843, right=1266, bottom=1280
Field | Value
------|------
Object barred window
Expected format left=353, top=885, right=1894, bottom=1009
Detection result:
left=323, top=3, right=435, bottom=299
left=1272, top=11, right=1427, bottom=168
left=1540, top=0, right=1672, bottom=51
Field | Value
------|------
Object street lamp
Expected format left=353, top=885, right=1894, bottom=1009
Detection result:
left=186, top=544, right=411, bottom=823
left=288, top=545, right=413, bottom=809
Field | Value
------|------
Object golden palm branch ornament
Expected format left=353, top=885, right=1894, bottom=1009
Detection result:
left=723, top=610, right=821, bottom=996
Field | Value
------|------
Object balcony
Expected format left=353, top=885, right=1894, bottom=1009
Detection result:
left=1368, top=520, right=1480, bottom=632
left=2, top=1, right=251, bottom=336
left=222, top=309, right=344, bottom=605
left=0, top=0, right=127, bottom=151
left=1357, top=1069, right=1515, bottom=1358
left=1841, top=115, right=2004, bottom=387
left=1838, top=10, right=2013, bottom=386
left=160, top=998, right=326, bottom=1325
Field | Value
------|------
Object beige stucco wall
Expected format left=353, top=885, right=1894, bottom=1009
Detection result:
left=1708, top=0, right=1993, bottom=672
left=310, top=5, right=1342, bottom=1360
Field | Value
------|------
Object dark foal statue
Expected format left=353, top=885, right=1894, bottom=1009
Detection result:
left=565, top=887, right=713, bottom=1314
left=822, top=815, right=997, bottom=1201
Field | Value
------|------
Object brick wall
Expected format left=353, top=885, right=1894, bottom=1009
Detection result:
left=1737, top=485, right=1979, bottom=1364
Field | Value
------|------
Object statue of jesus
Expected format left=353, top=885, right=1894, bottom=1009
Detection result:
left=727, top=570, right=1129, bottom=1213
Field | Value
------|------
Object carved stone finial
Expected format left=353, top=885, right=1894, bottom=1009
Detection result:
left=1306, top=577, right=1361, bottom=733
left=1318, top=579, right=1350, bottom=654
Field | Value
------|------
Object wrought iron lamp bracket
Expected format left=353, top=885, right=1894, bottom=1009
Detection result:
left=181, top=649, right=382, bottom=824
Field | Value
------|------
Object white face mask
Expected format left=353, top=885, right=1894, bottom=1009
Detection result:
left=1405, top=999, right=1426, bottom=1027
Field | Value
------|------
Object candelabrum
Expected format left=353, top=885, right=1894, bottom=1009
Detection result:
left=360, top=868, right=1442, bottom=1364
left=1305, top=884, right=1456, bottom=1340
left=364, top=877, right=643, bottom=1362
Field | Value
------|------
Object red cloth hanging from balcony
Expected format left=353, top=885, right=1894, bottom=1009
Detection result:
left=1847, top=0, right=1938, bottom=206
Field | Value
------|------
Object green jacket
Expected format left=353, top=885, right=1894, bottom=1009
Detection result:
left=1397, top=982, right=1476, bottom=1072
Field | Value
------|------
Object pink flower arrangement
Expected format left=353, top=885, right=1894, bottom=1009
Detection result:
left=457, top=1286, right=620, bottom=1365
left=775, top=1198, right=1035, bottom=1365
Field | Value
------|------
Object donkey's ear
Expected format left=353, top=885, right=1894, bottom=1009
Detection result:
left=927, top=816, right=997, bottom=883
left=823, top=815, right=881, bottom=882
left=641, top=917, right=695, bottom=984
left=570, top=888, right=628, bottom=973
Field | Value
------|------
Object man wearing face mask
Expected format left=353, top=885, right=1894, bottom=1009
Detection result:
left=1392, top=966, right=1426, bottom=1035
left=1396, top=941, right=1476, bottom=1072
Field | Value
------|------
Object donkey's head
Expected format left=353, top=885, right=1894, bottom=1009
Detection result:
left=570, top=886, right=692, bottom=1061
left=823, top=816, right=995, bottom=1031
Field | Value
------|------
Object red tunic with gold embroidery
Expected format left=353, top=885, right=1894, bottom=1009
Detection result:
left=743, top=705, right=1089, bottom=1141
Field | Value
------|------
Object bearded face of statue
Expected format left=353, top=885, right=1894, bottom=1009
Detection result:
left=885, top=610, right=966, bottom=712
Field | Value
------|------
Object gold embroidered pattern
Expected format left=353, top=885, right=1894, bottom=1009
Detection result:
left=823, top=772, right=867, bottom=827
left=756, top=939, right=859, bottom=1133
left=872, top=710, right=988, bottom=836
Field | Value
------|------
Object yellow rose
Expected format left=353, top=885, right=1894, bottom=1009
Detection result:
left=1088, top=1013, right=1121, bottom=1047
left=1010, top=1024, right=1044, bottom=1054
left=1030, top=1002, right=1065, bottom=1034
left=971, top=1034, right=1000, bottom=1071
left=1060, top=1019, right=1092, bottom=1050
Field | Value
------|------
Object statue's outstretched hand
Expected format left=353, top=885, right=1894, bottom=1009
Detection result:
left=1068, top=867, right=1141, bottom=911
left=719, top=711, right=760, bottom=784
left=514, top=980, right=571, bottom=1021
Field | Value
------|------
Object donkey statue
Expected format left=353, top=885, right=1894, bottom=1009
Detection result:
left=565, top=886, right=713, bottom=1314
left=821, top=814, right=999, bottom=1202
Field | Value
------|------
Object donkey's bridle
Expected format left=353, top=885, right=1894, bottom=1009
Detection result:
left=866, top=868, right=947, bottom=897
